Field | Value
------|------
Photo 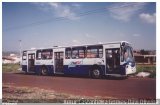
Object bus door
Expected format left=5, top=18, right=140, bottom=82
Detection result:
left=54, top=52, right=64, bottom=73
left=22, top=51, right=27, bottom=72
left=28, top=53, right=35, bottom=72
left=105, top=48, right=120, bottom=74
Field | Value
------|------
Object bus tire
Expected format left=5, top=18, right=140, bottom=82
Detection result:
left=41, top=66, right=48, bottom=76
left=91, top=67, right=101, bottom=79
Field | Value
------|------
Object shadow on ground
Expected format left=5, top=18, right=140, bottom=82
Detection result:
left=14, top=72, right=127, bottom=80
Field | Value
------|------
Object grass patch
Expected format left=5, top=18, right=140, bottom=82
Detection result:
left=136, top=64, right=156, bottom=78
left=2, top=63, right=20, bottom=73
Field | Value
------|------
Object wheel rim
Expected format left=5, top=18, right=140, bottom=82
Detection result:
left=42, top=68, right=47, bottom=75
left=93, top=69, right=100, bottom=78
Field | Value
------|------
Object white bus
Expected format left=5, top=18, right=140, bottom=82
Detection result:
left=21, top=41, right=136, bottom=78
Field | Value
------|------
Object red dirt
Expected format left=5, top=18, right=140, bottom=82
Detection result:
left=2, top=73, right=156, bottom=99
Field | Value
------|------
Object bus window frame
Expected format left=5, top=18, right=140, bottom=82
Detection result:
left=71, top=47, right=86, bottom=59
left=86, top=45, right=103, bottom=58
left=36, top=49, right=53, bottom=60
left=36, top=50, right=42, bottom=60
left=65, top=48, right=72, bottom=59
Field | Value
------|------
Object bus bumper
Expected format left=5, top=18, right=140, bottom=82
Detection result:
left=126, top=65, right=136, bottom=75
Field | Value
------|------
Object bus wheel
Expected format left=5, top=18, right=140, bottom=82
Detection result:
left=41, top=66, right=48, bottom=76
left=91, top=68, right=101, bottom=79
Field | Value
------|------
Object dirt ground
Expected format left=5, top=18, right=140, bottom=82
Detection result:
left=2, top=72, right=156, bottom=103
left=2, top=83, right=114, bottom=103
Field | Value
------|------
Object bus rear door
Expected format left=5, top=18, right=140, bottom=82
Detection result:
left=27, top=53, right=35, bottom=72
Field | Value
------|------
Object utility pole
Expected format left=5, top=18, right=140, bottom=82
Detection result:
left=19, top=40, right=22, bottom=57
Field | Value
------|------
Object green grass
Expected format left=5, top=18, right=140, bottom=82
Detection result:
left=2, top=63, right=20, bottom=73
left=2, top=63, right=156, bottom=78
left=136, top=65, right=156, bottom=78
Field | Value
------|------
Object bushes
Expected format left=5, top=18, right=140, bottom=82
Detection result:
left=2, top=63, right=20, bottom=73
left=136, top=65, right=156, bottom=78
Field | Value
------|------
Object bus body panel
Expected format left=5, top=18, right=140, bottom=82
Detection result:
left=35, top=59, right=53, bottom=73
left=34, top=65, right=54, bottom=74
left=63, top=65, right=105, bottom=76
left=64, top=58, right=105, bottom=76
left=34, top=59, right=54, bottom=74
left=103, top=43, right=120, bottom=49
left=22, top=59, right=27, bottom=72
left=22, top=65, right=27, bottom=72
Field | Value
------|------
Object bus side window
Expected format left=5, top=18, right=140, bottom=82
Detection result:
left=72, top=48, right=79, bottom=59
left=65, top=48, right=71, bottom=59
left=87, top=48, right=91, bottom=58
left=99, top=47, right=103, bottom=58
left=79, top=47, right=86, bottom=58
left=87, top=45, right=103, bottom=58
left=91, top=49, right=98, bottom=58
left=36, top=50, right=41, bottom=60
left=41, top=49, right=53, bottom=60
left=71, top=47, right=86, bottom=59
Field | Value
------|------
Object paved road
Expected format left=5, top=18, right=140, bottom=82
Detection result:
left=2, top=73, right=156, bottom=99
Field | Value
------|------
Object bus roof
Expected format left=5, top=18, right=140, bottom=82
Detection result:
left=23, top=41, right=131, bottom=51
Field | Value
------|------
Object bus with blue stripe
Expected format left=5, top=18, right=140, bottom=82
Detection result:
left=21, top=41, right=136, bottom=78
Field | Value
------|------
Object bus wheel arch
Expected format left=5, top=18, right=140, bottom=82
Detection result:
left=90, top=64, right=102, bottom=79
left=41, top=65, right=48, bottom=76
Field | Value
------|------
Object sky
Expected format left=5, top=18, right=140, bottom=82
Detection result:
left=2, top=2, right=156, bottom=51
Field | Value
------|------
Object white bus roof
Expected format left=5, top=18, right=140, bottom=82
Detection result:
left=23, top=41, right=131, bottom=51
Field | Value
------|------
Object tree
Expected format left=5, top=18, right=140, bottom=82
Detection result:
left=140, top=49, right=149, bottom=55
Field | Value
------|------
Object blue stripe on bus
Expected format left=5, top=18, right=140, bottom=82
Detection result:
left=22, top=65, right=54, bottom=74
left=22, top=65, right=27, bottom=72
left=119, top=65, right=126, bottom=75
left=63, top=65, right=126, bottom=75
left=63, top=65, right=106, bottom=76
left=34, top=65, right=54, bottom=74
left=22, top=65, right=126, bottom=75
left=63, top=65, right=89, bottom=75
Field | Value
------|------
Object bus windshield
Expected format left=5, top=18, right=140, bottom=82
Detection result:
left=123, top=46, right=134, bottom=62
